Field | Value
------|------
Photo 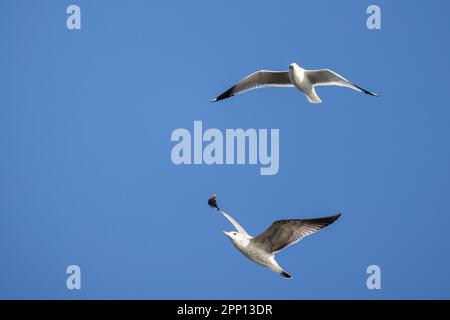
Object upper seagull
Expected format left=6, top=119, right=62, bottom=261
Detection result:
left=211, top=63, right=379, bottom=104
left=208, top=194, right=341, bottom=279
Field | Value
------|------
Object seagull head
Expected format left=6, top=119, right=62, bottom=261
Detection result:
left=289, top=63, right=302, bottom=76
left=289, top=63, right=299, bottom=70
left=223, top=231, right=242, bottom=243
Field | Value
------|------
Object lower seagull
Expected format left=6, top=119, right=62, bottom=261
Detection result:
left=208, top=194, right=341, bottom=279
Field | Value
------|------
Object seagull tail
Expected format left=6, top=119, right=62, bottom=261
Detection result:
left=280, top=270, right=293, bottom=280
left=306, top=88, right=322, bottom=104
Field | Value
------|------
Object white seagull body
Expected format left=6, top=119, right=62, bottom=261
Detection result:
left=211, top=63, right=378, bottom=104
left=208, top=195, right=341, bottom=279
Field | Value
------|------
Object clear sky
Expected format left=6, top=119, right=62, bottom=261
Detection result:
left=1, top=0, right=450, bottom=299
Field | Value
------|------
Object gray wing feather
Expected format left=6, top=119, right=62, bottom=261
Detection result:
left=307, top=69, right=350, bottom=85
left=212, top=70, right=293, bottom=102
left=306, top=69, right=378, bottom=96
left=252, top=214, right=341, bottom=254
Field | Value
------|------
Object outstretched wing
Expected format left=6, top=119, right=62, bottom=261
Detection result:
left=212, top=70, right=293, bottom=102
left=306, top=69, right=378, bottom=96
left=252, top=214, right=341, bottom=254
left=220, top=210, right=249, bottom=237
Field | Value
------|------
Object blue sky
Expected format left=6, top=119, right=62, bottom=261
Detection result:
left=1, top=0, right=450, bottom=299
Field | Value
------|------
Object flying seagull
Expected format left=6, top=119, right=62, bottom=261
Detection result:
left=211, top=63, right=379, bottom=104
left=208, top=194, right=341, bottom=279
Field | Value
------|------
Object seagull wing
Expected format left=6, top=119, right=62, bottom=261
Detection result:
left=220, top=209, right=249, bottom=237
left=306, top=69, right=379, bottom=96
left=211, top=70, right=293, bottom=102
left=252, top=214, right=341, bottom=254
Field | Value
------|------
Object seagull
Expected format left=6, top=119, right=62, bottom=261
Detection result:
left=208, top=194, right=341, bottom=279
left=211, top=63, right=379, bottom=104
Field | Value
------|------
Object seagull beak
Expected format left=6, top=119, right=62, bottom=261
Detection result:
left=222, top=231, right=230, bottom=237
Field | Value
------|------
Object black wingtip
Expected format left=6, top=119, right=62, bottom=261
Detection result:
left=327, top=213, right=342, bottom=224
left=306, top=213, right=341, bottom=227
left=211, top=86, right=236, bottom=102
left=281, top=271, right=292, bottom=279
left=353, top=83, right=379, bottom=97
left=208, top=194, right=220, bottom=211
